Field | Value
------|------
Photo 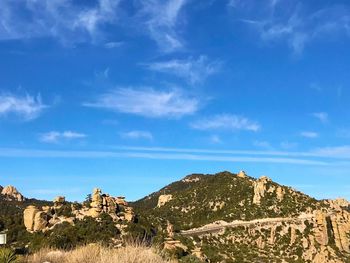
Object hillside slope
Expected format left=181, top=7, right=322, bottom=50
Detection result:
left=133, top=171, right=321, bottom=230
left=133, top=171, right=350, bottom=262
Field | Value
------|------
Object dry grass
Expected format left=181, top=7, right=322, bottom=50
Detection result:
left=25, top=244, right=176, bottom=263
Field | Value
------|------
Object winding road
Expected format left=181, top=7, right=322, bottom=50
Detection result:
left=180, top=213, right=317, bottom=236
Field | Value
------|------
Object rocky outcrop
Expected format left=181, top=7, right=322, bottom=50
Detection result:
left=1, top=185, right=24, bottom=201
left=276, top=186, right=285, bottom=201
left=24, top=205, right=41, bottom=232
left=314, top=210, right=329, bottom=246
left=53, top=196, right=65, bottom=207
left=327, top=198, right=350, bottom=211
left=87, top=188, right=134, bottom=222
left=253, top=176, right=271, bottom=205
left=330, top=211, right=350, bottom=253
left=157, top=194, right=173, bottom=207
left=23, top=203, right=74, bottom=232
left=237, top=170, right=247, bottom=178
left=24, top=188, right=135, bottom=233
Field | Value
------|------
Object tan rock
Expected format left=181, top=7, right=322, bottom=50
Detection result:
left=33, top=211, right=48, bottom=232
left=157, top=194, right=173, bottom=207
left=237, top=170, right=247, bottom=178
left=253, top=176, right=271, bottom=205
left=89, top=207, right=102, bottom=218
left=290, top=225, right=296, bottom=245
left=314, top=210, right=329, bottom=246
left=330, top=212, right=350, bottom=253
left=54, top=196, right=65, bottom=205
left=1, top=185, right=24, bottom=201
left=24, top=205, right=40, bottom=232
left=91, top=188, right=103, bottom=208
left=124, top=207, right=134, bottom=222
left=276, top=186, right=285, bottom=202
left=269, top=225, right=276, bottom=245
left=256, top=236, right=265, bottom=249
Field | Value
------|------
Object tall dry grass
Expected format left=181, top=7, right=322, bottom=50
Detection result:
left=25, top=244, right=176, bottom=263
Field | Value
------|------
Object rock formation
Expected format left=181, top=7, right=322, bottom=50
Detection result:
left=330, top=211, right=350, bottom=253
left=1, top=185, right=24, bottom=201
left=253, top=176, right=271, bottom=205
left=53, top=196, right=65, bottom=207
left=24, top=188, right=135, bottom=233
left=24, top=205, right=41, bottom=232
left=237, top=170, right=247, bottom=178
left=314, top=210, right=329, bottom=246
left=87, top=188, right=134, bottom=221
left=157, top=194, right=172, bottom=207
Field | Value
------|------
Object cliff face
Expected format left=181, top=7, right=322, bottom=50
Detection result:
left=133, top=171, right=350, bottom=262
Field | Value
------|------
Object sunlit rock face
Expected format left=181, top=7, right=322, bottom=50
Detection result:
left=1, top=185, right=25, bottom=201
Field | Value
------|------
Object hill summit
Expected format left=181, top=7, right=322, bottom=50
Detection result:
left=133, top=171, right=350, bottom=262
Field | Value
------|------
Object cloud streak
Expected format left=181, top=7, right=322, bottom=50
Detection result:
left=191, top=114, right=260, bottom=132
left=120, top=130, right=153, bottom=140
left=311, top=112, right=329, bottom=123
left=40, top=131, right=87, bottom=143
left=300, top=131, right=319, bottom=138
left=144, top=55, right=220, bottom=84
left=0, top=147, right=329, bottom=166
left=136, top=0, right=188, bottom=52
left=84, top=87, right=199, bottom=118
left=0, top=93, right=47, bottom=120
left=232, top=2, right=350, bottom=54
left=0, top=0, right=121, bottom=44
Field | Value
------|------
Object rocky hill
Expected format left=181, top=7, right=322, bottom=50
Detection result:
left=2, top=171, right=350, bottom=262
left=133, top=171, right=350, bottom=262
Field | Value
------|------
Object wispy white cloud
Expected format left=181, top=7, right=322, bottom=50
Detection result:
left=0, top=0, right=121, bottom=44
left=191, top=114, right=260, bottom=132
left=0, top=93, right=47, bottom=120
left=40, top=131, right=87, bottom=143
left=144, top=55, right=221, bottom=84
left=232, top=2, right=350, bottom=54
left=104, top=41, right=123, bottom=49
left=311, top=112, right=329, bottom=123
left=0, top=147, right=329, bottom=166
left=120, top=130, right=153, bottom=140
left=311, top=145, right=350, bottom=159
left=115, top=145, right=350, bottom=160
left=300, top=131, right=319, bottom=138
left=136, top=0, right=188, bottom=52
left=84, top=87, right=199, bottom=118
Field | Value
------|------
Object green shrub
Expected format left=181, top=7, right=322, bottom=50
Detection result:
left=0, top=248, right=17, bottom=263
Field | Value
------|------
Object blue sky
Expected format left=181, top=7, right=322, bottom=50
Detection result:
left=1, top=0, right=350, bottom=201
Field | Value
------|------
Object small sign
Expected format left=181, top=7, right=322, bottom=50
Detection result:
left=0, top=233, right=6, bottom=245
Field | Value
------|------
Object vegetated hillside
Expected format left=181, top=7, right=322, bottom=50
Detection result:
left=0, top=186, right=53, bottom=245
left=132, top=171, right=321, bottom=231
left=0, top=185, right=152, bottom=253
left=132, top=171, right=350, bottom=262
left=2, top=172, right=350, bottom=263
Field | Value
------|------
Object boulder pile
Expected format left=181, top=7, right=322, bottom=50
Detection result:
left=23, top=188, right=135, bottom=233
left=1, top=185, right=25, bottom=201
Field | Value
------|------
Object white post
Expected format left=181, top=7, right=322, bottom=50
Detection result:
left=0, top=233, right=7, bottom=245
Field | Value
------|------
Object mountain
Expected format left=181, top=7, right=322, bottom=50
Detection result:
left=1, top=171, right=350, bottom=262
left=133, top=171, right=350, bottom=262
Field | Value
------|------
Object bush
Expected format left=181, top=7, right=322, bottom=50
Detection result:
left=0, top=248, right=17, bottom=263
